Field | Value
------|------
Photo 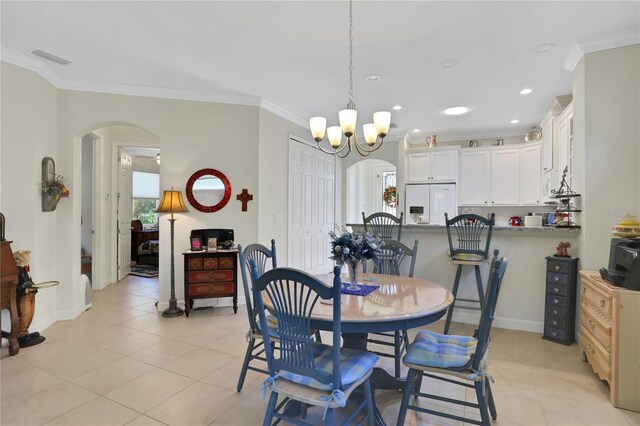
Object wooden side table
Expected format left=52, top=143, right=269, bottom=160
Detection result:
left=183, top=249, right=238, bottom=317
left=1, top=241, right=20, bottom=356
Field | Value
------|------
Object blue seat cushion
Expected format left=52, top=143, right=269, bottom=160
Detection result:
left=404, top=330, right=483, bottom=369
left=279, top=343, right=378, bottom=391
left=255, top=314, right=280, bottom=338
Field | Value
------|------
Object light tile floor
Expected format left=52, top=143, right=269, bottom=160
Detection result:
left=2, top=275, right=639, bottom=425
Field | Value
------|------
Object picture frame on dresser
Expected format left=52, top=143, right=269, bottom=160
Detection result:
left=190, top=236, right=203, bottom=251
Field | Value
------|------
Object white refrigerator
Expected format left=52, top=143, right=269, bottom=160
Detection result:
left=405, top=183, right=457, bottom=225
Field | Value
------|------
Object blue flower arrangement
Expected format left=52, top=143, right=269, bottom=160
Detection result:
left=329, top=226, right=383, bottom=265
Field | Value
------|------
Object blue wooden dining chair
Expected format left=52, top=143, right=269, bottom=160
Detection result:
left=396, top=251, right=508, bottom=426
left=443, top=213, right=495, bottom=334
left=364, top=239, right=418, bottom=378
left=236, top=240, right=278, bottom=392
left=362, top=211, right=403, bottom=241
left=251, top=263, right=377, bottom=426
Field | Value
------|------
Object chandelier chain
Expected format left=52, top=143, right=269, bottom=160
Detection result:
left=348, top=0, right=353, bottom=103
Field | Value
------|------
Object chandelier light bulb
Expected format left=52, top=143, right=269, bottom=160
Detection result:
left=339, top=109, right=357, bottom=137
left=363, top=123, right=377, bottom=145
left=310, top=116, right=327, bottom=142
left=373, top=111, right=391, bottom=137
left=327, top=126, right=343, bottom=148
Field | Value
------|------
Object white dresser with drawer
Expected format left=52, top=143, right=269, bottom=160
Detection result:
left=579, top=271, right=640, bottom=412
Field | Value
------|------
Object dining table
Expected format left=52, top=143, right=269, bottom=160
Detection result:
left=265, top=272, right=454, bottom=426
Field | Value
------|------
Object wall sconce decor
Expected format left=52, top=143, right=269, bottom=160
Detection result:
left=41, top=157, right=70, bottom=212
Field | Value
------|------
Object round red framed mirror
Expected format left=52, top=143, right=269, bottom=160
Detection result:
left=185, top=168, right=232, bottom=213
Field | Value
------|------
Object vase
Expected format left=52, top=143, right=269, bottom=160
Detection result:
left=346, top=260, right=362, bottom=291
left=42, top=193, right=61, bottom=212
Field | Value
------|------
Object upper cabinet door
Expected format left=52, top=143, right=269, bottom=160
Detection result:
left=430, top=150, right=458, bottom=182
left=520, top=144, right=542, bottom=205
left=490, top=149, right=520, bottom=205
left=407, top=152, right=432, bottom=183
left=459, top=151, right=490, bottom=205
left=406, top=149, right=458, bottom=183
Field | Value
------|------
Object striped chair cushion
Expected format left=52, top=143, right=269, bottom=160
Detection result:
left=405, top=330, right=486, bottom=369
left=255, top=314, right=280, bottom=338
left=279, top=343, right=378, bottom=391
left=451, top=253, right=484, bottom=262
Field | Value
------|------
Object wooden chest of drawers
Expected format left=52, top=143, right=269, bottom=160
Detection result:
left=543, top=256, right=578, bottom=344
left=579, top=271, right=640, bottom=412
left=183, top=249, right=238, bottom=317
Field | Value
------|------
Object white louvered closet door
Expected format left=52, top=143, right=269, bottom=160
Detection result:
left=288, top=138, right=335, bottom=275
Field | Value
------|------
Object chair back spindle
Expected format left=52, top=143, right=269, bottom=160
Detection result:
left=372, top=239, right=418, bottom=277
left=362, top=212, right=403, bottom=241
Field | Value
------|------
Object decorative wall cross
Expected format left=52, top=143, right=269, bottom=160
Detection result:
left=236, top=189, right=253, bottom=212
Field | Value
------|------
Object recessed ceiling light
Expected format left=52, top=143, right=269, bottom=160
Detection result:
left=510, top=119, right=520, bottom=124
left=392, top=105, right=403, bottom=110
left=442, top=106, right=471, bottom=116
left=520, top=88, right=533, bottom=95
left=365, top=74, right=381, bottom=82
left=412, top=129, right=420, bottom=133
left=531, top=43, right=555, bottom=53
left=440, top=60, right=459, bottom=68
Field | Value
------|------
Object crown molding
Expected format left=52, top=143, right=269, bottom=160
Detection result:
left=260, top=99, right=308, bottom=130
left=1, top=48, right=312, bottom=126
left=565, top=27, right=640, bottom=71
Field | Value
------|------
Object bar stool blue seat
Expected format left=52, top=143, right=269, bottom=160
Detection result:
left=443, top=213, right=495, bottom=335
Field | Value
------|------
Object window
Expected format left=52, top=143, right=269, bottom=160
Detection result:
left=132, top=171, right=159, bottom=225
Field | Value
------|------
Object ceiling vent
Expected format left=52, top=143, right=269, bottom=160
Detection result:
left=31, top=49, right=72, bottom=65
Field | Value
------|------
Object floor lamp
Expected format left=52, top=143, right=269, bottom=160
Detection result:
left=156, top=189, right=190, bottom=318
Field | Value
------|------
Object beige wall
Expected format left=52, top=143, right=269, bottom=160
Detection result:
left=573, top=44, right=640, bottom=270
left=1, top=63, right=60, bottom=331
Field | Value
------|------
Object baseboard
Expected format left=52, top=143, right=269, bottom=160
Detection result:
left=31, top=314, right=58, bottom=334
left=451, top=311, right=544, bottom=333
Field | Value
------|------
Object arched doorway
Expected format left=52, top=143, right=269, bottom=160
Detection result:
left=78, top=123, right=160, bottom=309
left=346, top=159, right=397, bottom=224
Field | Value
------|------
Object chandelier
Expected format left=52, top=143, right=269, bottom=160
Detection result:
left=309, top=0, right=391, bottom=158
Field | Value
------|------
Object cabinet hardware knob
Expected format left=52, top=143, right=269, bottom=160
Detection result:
left=553, top=320, right=558, bottom=326
left=554, top=276, right=560, bottom=282
left=587, top=320, right=595, bottom=330
left=552, top=331, right=557, bottom=337
left=553, top=298, right=559, bottom=304
left=554, top=288, right=559, bottom=293
left=587, top=343, right=595, bottom=353
left=599, top=299, right=605, bottom=307
left=553, top=309, right=558, bottom=315
left=554, top=265, right=560, bottom=271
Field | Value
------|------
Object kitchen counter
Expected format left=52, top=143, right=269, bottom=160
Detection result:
left=348, top=222, right=581, bottom=334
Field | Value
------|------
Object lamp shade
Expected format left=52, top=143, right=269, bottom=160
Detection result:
left=156, top=190, right=190, bottom=214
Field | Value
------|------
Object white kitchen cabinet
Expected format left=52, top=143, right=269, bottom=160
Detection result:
left=406, top=148, right=458, bottom=183
left=556, top=103, right=573, bottom=179
left=490, top=149, right=520, bottom=205
left=520, top=144, right=542, bottom=205
left=459, top=151, right=490, bottom=205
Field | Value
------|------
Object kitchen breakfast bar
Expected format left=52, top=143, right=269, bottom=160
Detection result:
left=350, top=223, right=581, bottom=333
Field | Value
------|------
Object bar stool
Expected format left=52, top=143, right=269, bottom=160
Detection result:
left=443, top=213, right=495, bottom=335
left=362, top=211, right=403, bottom=241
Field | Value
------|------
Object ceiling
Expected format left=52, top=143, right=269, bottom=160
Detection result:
left=2, top=1, right=638, bottom=143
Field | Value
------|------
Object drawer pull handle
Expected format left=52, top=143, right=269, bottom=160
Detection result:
left=554, top=265, right=560, bottom=271
left=553, top=298, right=559, bottom=304
left=599, top=299, right=605, bottom=307
left=554, top=288, right=560, bottom=293
left=587, top=320, right=595, bottom=330
left=554, top=276, right=560, bottom=282
left=552, top=320, right=558, bottom=326
left=553, top=309, right=559, bottom=315
left=587, top=343, right=595, bottom=354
